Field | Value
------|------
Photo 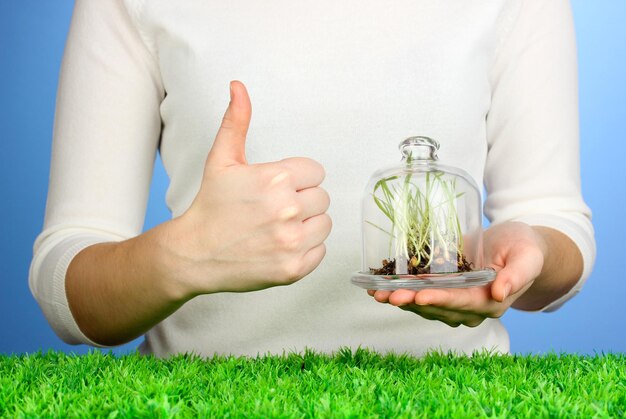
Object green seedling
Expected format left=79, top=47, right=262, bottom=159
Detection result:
left=368, top=170, right=470, bottom=275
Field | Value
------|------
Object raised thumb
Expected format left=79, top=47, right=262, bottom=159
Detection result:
left=206, top=80, right=252, bottom=167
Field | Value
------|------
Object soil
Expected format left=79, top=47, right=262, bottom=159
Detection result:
left=370, top=253, right=473, bottom=276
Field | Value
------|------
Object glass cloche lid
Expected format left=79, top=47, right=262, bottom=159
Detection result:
left=351, top=136, right=495, bottom=290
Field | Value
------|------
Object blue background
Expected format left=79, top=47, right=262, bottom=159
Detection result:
left=0, top=1, right=624, bottom=356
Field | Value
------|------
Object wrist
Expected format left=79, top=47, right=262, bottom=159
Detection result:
left=130, top=220, right=201, bottom=304
left=530, top=226, right=551, bottom=271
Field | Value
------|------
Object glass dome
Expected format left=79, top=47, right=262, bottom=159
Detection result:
left=351, top=136, right=495, bottom=290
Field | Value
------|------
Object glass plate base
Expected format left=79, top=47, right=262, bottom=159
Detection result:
left=351, top=268, right=496, bottom=290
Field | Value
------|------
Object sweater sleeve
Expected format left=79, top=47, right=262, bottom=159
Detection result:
left=485, top=0, right=595, bottom=312
left=29, top=0, right=164, bottom=346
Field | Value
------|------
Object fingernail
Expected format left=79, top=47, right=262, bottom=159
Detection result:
left=415, top=296, right=429, bottom=306
left=503, top=283, right=512, bottom=300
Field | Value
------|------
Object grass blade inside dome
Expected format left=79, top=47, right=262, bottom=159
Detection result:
left=369, top=170, right=471, bottom=276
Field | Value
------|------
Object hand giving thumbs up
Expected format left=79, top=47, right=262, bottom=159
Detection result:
left=168, top=81, right=332, bottom=295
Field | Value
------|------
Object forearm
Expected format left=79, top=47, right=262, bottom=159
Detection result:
left=65, top=222, right=194, bottom=346
left=62, top=82, right=331, bottom=347
left=512, top=226, right=583, bottom=311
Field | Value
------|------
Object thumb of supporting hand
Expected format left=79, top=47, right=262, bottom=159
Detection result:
left=206, top=81, right=252, bottom=167
left=490, top=246, right=543, bottom=303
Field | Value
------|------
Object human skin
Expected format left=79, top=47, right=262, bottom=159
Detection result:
left=65, top=81, right=332, bottom=346
left=368, top=222, right=584, bottom=327
left=66, top=82, right=583, bottom=344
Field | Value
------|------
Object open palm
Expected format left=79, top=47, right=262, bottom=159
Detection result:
left=368, top=221, right=546, bottom=327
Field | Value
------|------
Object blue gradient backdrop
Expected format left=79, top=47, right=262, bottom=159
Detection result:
left=1, top=1, right=624, bottom=355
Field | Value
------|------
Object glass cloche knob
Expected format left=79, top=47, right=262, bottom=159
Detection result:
left=399, top=136, right=439, bottom=161
left=351, top=136, right=495, bottom=291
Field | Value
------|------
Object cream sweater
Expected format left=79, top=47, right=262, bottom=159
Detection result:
left=30, top=0, right=595, bottom=357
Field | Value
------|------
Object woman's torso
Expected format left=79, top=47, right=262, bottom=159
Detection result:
left=127, top=0, right=517, bottom=357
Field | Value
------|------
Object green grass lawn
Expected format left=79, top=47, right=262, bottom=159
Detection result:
left=1, top=348, right=625, bottom=417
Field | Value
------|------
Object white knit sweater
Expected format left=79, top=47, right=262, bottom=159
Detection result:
left=30, top=0, right=595, bottom=357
